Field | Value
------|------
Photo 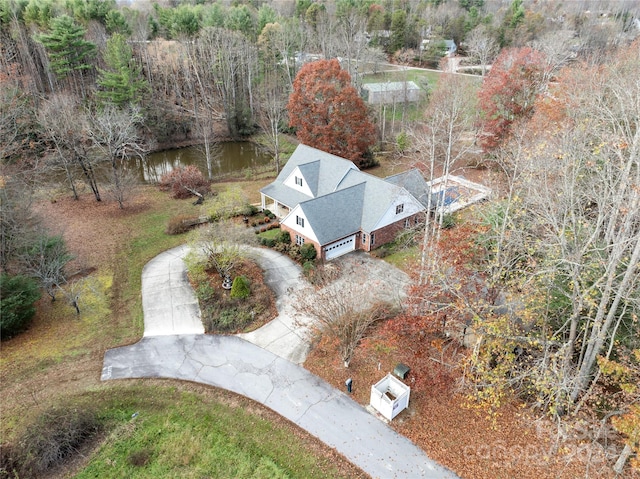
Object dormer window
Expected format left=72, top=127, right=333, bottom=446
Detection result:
left=396, top=204, right=404, bottom=214
left=295, top=176, right=303, bottom=187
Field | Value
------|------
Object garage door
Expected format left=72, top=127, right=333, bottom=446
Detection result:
left=324, top=235, right=356, bottom=260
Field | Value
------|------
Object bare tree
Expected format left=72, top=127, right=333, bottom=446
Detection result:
left=182, top=38, right=226, bottom=179
left=0, top=174, right=39, bottom=272
left=465, top=25, right=499, bottom=77
left=412, top=73, right=478, bottom=283
left=196, top=27, right=258, bottom=139
left=38, top=94, right=100, bottom=200
left=257, top=67, right=288, bottom=174
left=196, top=220, right=254, bottom=280
left=19, top=231, right=73, bottom=301
left=86, top=105, right=146, bottom=208
left=530, top=29, right=579, bottom=79
left=467, top=44, right=640, bottom=415
left=299, top=283, right=398, bottom=367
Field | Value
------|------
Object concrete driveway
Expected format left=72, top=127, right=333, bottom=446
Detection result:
left=239, top=247, right=314, bottom=364
left=102, top=334, right=458, bottom=479
left=102, top=245, right=458, bottom=479
left=141, top=244, right=204, bottom=336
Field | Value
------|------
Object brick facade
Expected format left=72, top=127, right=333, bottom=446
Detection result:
left=367, top=213, right=423, bottom=251
left=283, top=212, right=424, bottom=261
left=280, top=224, right=322, bottom=259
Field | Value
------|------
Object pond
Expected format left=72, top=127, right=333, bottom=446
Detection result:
left=136, top=141, right=273, bottom=183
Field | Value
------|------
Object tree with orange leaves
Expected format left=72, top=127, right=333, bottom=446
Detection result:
left=476, top=47, right=549, bottom=153
left=287, top=58, right=376, bottom=166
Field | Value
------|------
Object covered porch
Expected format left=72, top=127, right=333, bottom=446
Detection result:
left=260, top=193, right=291, bottom=219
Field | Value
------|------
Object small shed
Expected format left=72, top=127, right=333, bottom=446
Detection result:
left=369, top=373, right=411, bottom=421
left=361, top=81, right=421, bottom=105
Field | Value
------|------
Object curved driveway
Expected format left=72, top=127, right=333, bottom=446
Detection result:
left=102, top=245, right=459, bottom=479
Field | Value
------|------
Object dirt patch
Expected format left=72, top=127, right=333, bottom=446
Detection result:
left=34, top=192, right=151, bottom=273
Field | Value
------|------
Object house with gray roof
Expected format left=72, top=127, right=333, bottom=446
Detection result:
left=361, top=81, right=422, bottom=105
left=260, top=144, right=427, bottom=260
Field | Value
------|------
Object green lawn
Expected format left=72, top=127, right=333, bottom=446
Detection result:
left=71, top=384, right=357, bottom=479
left=258, top=227, right=282, bottom=240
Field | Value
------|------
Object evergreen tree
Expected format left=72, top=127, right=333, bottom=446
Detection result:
left=35, top=14, right=96, bottom=80
left=96, top=33, right=147, bottom=106
left=389, top=9, right=407, bottom=53
left=0, top=273, right=41, bottom=338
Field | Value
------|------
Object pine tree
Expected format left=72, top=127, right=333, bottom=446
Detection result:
left=96, top=33, right=147, bottom=107
left=35, top=15, right=96, bottom=80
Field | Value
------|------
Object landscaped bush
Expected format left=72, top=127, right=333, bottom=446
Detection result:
left=230, top=275, right=250, bottom=299
left=190, top=259, right=274, bottom=333
left=0, top=273, right=41, bottom=339
left=273, top=241, right=290, bottom=254
left=259, top=237, right=276, bottom=247
left=277, top=230, right=291, bottom=244
left=159, top=165, right=209, bottom=199
left=263, top=209, right=276, bottom=220
left=302, top=260, right=316, bottom=279
left=300, top=243, right=317, bottom=261
left=240, top=203, right=259, bottom=216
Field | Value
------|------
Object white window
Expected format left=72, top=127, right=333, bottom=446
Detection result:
left=396, top=204, right=404, bottom=214
left=371, top=233, right=375, bottom=245
left=295, top=234, right=305, bottom=245
left=295, top=176, right=303, bottom=186
left=362, top=233, right=367, bottom=244
left=405, top=218, right=410, bottom=228
left=296, top=215, right=304, bottom=227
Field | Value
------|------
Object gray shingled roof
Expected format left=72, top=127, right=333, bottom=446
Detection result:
left=263, top=144, right=428, bottom=245
left=297, top=161, right=320, bottom=196
left=385, top=169, right=432, bottom=208
left=337, top=169, right=406, bottom=232
left=260, top=181, right=312, bottom=210
left=261, top=144, right=357, bottom=207
left=298, top=183, right=365, bottom=245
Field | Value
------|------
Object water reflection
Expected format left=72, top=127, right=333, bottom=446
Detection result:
left=138, top=141, right=273, bottom=183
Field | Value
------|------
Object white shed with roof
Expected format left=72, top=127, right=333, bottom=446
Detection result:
left=361, top=81, right=421, bottom=105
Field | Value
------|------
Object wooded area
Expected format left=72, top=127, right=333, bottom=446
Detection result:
left=1, top=0, right=639, bottom=477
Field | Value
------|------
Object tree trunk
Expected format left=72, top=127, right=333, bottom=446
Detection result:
left=613, top=443, right=632, bottom=475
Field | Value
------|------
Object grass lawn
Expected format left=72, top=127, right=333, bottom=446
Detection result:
left=258, top=227, right=282, bottom=240
left=0, top=183, right=365, bottom=478
left=361, top=68, right=441, bottom=90
left=66, top=383, right=361, bottom=479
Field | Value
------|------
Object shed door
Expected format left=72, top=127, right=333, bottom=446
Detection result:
left=324, top=235, right=356, bottom=260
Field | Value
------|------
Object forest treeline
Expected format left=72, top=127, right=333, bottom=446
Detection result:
left=2, top=0, right=639, bottom=156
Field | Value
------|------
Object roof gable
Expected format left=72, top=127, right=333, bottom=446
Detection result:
left=385, top=169, right=432, bottom=208
left=298, top=183, right=366, bottom=245
left=261, top=144, right=358, bottom=208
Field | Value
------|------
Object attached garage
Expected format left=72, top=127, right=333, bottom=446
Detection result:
left=324, top=235, right=356, bottom=260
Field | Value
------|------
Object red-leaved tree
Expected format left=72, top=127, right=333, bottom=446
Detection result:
left=159, top=165, right=210, bottom=199
left=287, top=58, right=377, bottom=166
left=477, top=47, right=549, bottom=152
